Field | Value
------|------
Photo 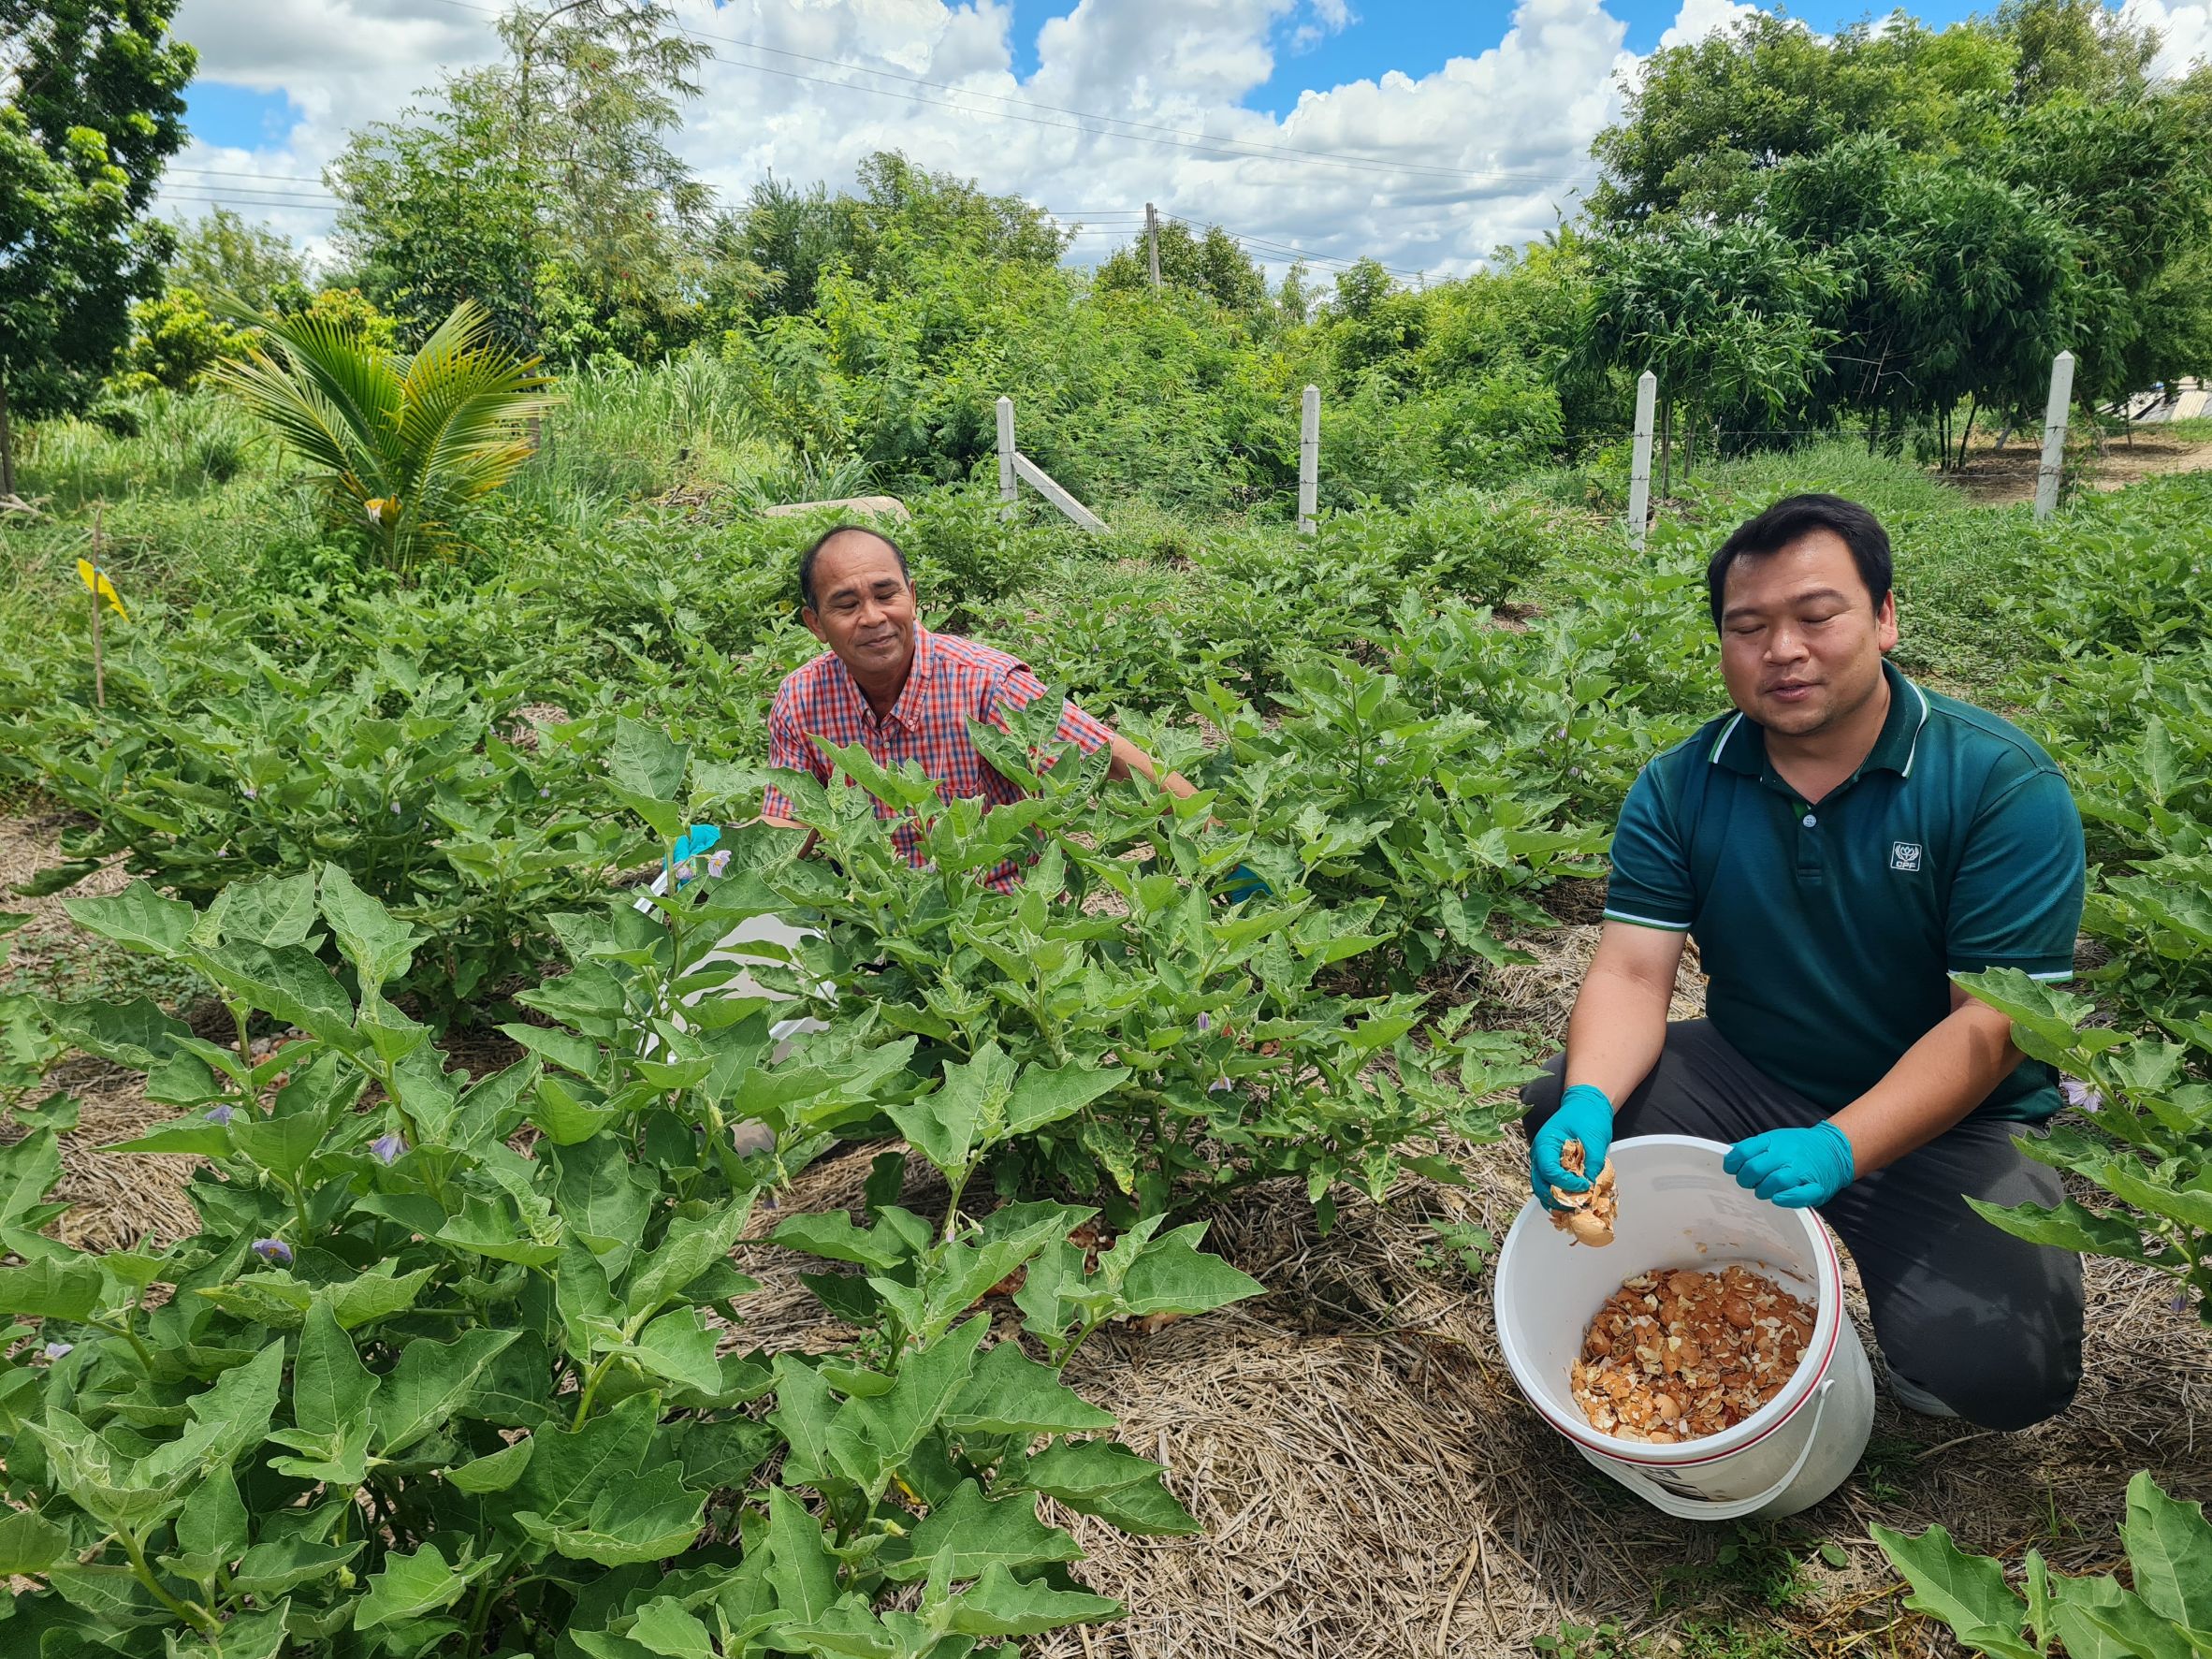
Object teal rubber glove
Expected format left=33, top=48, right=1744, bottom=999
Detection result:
left=1530, top=1084, right=1613, bottom=1210
left=1219, top=863, right=1272, bottom=902
left=1724, top=1122, right=1855, bottom=1209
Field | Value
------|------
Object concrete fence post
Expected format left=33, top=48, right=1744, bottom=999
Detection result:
left=1628, top=370, right=1656, bottom=550
left=2034, top=350, right=2074, bottom=521
left=1298, top=385, right=1320, bottom=535
left=997, top=395, right=1017, bottom=523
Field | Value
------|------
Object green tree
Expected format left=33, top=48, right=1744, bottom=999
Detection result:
left=1576, top=221, right=1840, bottom=478
left=210, top=297, right=555, bottom=576
left=0, top=0, right=195, bottom=492
left=1095, top=219, right=1267, bottom=316
left=1588, top=12, right=2013, bottom=226
left=327, top=0, right=711, bottom=358
left=1998, top=0, right=2158, bottom=102
left=109, top=286, right=248, bottom=393
left=163, top=204, right=310, bottom=312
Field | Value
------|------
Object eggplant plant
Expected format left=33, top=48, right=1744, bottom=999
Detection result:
left=758, top=688, right=1540, bottom=1228
left=1874, top=1472, right=2212, bottom=1657
left=0, top=724, right=1263, bottom=1658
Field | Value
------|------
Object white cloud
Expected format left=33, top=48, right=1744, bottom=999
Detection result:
left=215, top=0, right=2212, bottom=284
left=2123, top=0, right=2212, bottom=79
left=1656, top=0, right=1759, bottom=51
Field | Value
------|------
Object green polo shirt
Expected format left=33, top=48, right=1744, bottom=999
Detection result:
left=1603, top=662, right=2085, bottom=1123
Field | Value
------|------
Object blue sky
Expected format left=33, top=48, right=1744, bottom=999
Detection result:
left=185, top=0, right=1991, bottom=153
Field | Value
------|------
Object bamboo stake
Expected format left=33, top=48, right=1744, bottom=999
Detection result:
left=90, top=505, right=106, bottom=708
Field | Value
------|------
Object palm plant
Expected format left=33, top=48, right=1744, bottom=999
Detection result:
left=211, top=297, right=556, bottom=576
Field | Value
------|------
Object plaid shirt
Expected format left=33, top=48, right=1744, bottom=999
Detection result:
left=762, top=626, right=1113, bottom=890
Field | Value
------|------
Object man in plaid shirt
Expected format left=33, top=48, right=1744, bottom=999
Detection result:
left=759, top=525, right=1195, bottom=890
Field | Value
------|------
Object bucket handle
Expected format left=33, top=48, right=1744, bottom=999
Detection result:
left=1585, top=1377, right=1838, bottom=1522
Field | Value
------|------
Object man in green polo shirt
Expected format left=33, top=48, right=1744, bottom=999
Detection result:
left=1522, top=492, right=2087, bottom=1431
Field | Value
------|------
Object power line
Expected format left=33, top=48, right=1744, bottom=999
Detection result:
left=171, top=166, right=331, bottom=186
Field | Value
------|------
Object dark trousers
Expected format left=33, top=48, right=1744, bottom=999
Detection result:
left=1521, top=1021, right=2084, bottom=1431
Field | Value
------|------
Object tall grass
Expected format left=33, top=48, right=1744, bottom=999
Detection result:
left=510, top=349, right=798, bottom=508
left=17, top=390, right=270, bottom=511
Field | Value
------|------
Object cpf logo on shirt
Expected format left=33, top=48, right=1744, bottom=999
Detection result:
left=1890, top=841, right=1923, bottom=872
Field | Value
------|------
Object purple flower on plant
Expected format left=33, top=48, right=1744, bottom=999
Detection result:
left=2059, top=1077, right=2103, bottom=1112
left=1208, top=1076, right=1231, bottom=1093
left=42, top=1341, right=71, bottom=1361
left=241, top=786, right=257, bottom=799
left=2171, top=1293, right=2191, bottom=1315
left=251, top=1238, right=293, bottom=1267
left=1196, top=1011, right=1211, bottom=1031
left=204, top=1103, right=236, bottom=1126
left=369, top=1131, right=406, bottom=1165
left=390, top=802, right=402, bottom=815
left=539, top=787, right=550, bottom=798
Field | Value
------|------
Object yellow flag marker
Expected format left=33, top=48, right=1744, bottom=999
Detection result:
left=76, top=560, right=129, bottom=621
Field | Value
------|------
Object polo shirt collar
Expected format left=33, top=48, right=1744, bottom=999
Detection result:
left=1710, top=660, right=1931, bottom=780
left=836, top=624, right=936, bottom=732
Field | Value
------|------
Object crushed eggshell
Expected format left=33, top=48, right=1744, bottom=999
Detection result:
left=1548, top=1139, right=1617, bottom=1247
left=1569, top=1265, right=1815, bottom=1444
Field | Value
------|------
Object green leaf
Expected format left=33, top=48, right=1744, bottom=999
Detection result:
left=355, top=1540, right=484, bottom=1631
left=529, top=1073, right=623, bottom=1144
left=292, top=1297, right=380, bottom=1442
left=626, top=1596, right=720, bottom=1659
left=191, top=940, right=360, bottom=1053
left=229, top=1538, right=363, bottom=1599
left=771, top=1211, right=912, bottom=1273
left=623, top=1201, right=752, bottom=1321
left=516, top=1461, right=706, bottom=1565
left=1118, top=1224, right=1266, bottom=1317
left=40, top=997, right=192, bottom=1069
left=370, top=1328, right=521, bottom=1457
left=436, top=1194, right=563, bottom=1265
left=613, top=715, right=690, bottom=805
left=317, top=862, right=422, bottom=987
left=765, top=1484, right=840, bottom=1623
left=174, top=1464, right=249, bottom=1565
left=884, top=1042, right=1011, bottom=1181
left=626, top=1309, right=724, bottom=1397
left=1870, top=1523, right=2031, bottom=1653
left=827, top=1317, right=987, bottom=1490
left=881, top=1481, right=1083, bottom=1583
left=1966, top=1196, right=2154, bottom=1262
left=64, top=883, right=194, bottom=954
left=142, top=1340, right=285, bottom=1488
left=327, top=1261, right=440, bottom=1330
left=444, top=1436, right=534, bottom=1493
left=0, top=1509, right=66, bottom=1576
left=552, top=1137, right=657, bottom=1278
left=1003, top=1060, right=1128, bottom=1137
left=1018, top=1438, right=1162, bottom=1502
left=2049, top=1574, right=2195, bottom=1659
left=943, top=1563, right=1119, bottom=1637
left=944, top=1342, right=1115, bottom=1437
left=512, top=1390, right=656, bottom=1525
left=2124, top=1471, right=2212, bottom=1630
left=0, top=1255, right=103, bottom=1321
left=204, top=872, right=321, bottom=950
left=768, top=1354, right=843, bottom=1492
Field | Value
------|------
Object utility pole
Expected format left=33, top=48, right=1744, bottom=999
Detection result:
left=1145, top=202, right=1160, bottom=289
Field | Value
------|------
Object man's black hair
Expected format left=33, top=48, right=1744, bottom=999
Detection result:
left=797, top=523, right=911, bottom=612
left=1707, top=493, right=1893, bottom=628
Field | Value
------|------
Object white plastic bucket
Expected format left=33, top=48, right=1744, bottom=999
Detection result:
left=1493, top=1134, right=1874, bottom=1521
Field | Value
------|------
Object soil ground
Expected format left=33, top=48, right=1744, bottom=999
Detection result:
left=7, top=813, right=2211, bottom=1657
left=1946, top=426, right=2212, bottom=505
